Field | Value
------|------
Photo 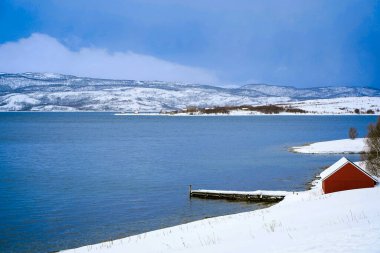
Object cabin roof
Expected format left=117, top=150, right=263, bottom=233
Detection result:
left=321, top=157, right=378, bottom=182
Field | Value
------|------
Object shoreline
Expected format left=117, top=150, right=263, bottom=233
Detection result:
left=0, top=110, right=380, bottom=117
left=0, top=111, right=378, bottom=116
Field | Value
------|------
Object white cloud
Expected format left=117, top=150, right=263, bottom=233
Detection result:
left=0, top=33, right=218, bottom=84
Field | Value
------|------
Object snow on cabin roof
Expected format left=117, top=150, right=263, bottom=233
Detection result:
left=320, top=157, right=349, bottom=180
left=320, top=157, right=378, bottom=182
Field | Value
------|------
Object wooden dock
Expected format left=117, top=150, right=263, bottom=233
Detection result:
left=189, top=186, right=289, bottom=202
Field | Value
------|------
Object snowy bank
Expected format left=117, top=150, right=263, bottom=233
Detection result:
left=61, top=184, right=380, bottom=253
left=291, top=138, right=367, bottom=154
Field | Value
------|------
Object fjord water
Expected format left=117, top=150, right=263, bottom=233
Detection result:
left=0, top=113, right=376, bottom=253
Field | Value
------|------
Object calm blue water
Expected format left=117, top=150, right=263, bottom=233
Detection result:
left=0, top=113, right=377, bottom=253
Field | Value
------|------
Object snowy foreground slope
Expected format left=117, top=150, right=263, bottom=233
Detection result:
left=291, top=138, right=367, bottom=154
left=1, top=72, right=380, bottom=113
left=61, top=186, right=380, bottom=253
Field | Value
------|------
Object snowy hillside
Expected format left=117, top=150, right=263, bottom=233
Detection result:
left=241, top=84, right=380, bottom=99
left=0, top=73, right=379, bottom=112
left=61, top=184, right=380, bottom=253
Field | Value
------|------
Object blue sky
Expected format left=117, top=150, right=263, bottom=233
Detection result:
left=0, top=0, right=379, bottom=87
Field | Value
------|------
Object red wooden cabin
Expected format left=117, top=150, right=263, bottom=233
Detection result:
left=321, top=157, right=377, bottom=194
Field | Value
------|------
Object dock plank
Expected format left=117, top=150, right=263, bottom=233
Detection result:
left=190, top=189, right=289, bottom=202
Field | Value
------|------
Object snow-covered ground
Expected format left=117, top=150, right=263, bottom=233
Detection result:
left=281, top=97, right=380, bottom=115
left=291, top=138, right=367, bottom=154
left=61, top=159, right=380, bottom=253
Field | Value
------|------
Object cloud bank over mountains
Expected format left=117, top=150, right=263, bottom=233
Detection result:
left=0, top=34, right=218, bottom=84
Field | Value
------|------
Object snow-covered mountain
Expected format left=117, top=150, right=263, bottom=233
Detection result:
left=0, top=73, right=379, bottom=112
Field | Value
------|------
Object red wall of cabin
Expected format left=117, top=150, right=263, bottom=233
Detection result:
left=322, top=163, right=375, bottom=194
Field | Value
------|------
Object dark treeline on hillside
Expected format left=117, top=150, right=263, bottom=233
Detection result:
left=162, top=105, right=307, bottom=115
